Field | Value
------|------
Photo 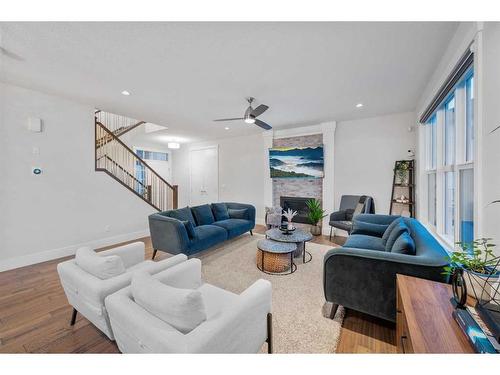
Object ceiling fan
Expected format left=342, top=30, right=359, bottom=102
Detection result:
left=213, top=97, right=272, bottom=130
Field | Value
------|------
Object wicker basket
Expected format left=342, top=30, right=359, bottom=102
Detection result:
left=256, top=249, right=291, bottom=273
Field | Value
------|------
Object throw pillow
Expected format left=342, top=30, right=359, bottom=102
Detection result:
left=75, top=247, right=126, bottom=280
left=384, top=220, right=410, bottom=251
left=211, top=203, right=230, bottom=221
left=191, top=204, right=215, bottom=225
left=381, top=218, right=403, bottom=244
left=182, top=220, right=197, bottom=239
left=168, top=207, right=197, bottom=226
left=391, top=231, right=416, bottom=255
left=228, top=208, right=248, bottom=220
left=131, top=271, right=207, bottom=334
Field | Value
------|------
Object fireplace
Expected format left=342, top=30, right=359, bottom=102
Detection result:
left=280, top=196, right=312, bottom=225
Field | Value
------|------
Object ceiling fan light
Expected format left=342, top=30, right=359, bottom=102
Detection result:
left=244, top=117, right=255, bottom=124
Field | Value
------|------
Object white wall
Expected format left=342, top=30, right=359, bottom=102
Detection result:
left=0, top=83, right=157, bottom=271
left=172, top=133, right=266, bottom=222
left=334, top=112, right=416, bottom=215
left=480, top=22, right=500, bottom=246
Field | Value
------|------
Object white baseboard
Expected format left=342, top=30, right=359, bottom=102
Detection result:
left=0, top=229, right=150, bottom=273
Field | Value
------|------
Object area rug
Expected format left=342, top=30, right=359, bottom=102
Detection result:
left=198, top=233, right=345, bottom=353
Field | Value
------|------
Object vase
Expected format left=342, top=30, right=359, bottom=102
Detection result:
left=287, top=222, right=294, bottom=230
left=310, top=225, right=321, bottom=236
left=463, top=268, right=500, bottom=302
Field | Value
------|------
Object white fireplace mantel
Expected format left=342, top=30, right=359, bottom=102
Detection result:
left=262, top=121, right=337, bottom=235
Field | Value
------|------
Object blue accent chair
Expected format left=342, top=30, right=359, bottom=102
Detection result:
left=323, top=214, right=450, bottom=322
left=148, top=202, right=255, bottom=259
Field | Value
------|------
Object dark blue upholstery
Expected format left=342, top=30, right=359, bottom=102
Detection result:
left=324, top=214, right=450, bottom=322
left=149, top=202, right=255, bottom=256
left=191, top=204, right=215, bottom=226
left=211, top=203, right=230, bottom=221
left=344, top=234, right=385, bottom=251
left=187, top=225, right=227, bottom=254
left=384, top=220, right=409, bottom=251
left=181, top=220, right=196, bottom=239
left=212, top=219, right=253, bottom=239
left=391, top=232, right=416, bottom=255
left=228, top=208, right=248, bottom=220
left=165, top=207, right=196, bottom=226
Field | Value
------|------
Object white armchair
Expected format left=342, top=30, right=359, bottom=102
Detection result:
left=105, top=258, right=273, bottom=353
left=57, top=242, right=187, bottom=340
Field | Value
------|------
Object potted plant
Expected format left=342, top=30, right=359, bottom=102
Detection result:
left=444, top=238, right=500, bottom=301
left=394, top=160, right=410, bottom=185
left=306, top=198, right=327, bottom=236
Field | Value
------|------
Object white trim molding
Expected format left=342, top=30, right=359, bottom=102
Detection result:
left=0, top=229, right=150, bottom=272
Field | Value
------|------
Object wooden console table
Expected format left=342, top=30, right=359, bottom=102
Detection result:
left=396, top=274, right=474, bottom=353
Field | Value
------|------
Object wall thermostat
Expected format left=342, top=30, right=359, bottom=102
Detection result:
left=32, top=167, right=42, bottom=175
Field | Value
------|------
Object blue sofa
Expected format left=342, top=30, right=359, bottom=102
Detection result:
left=149, top=202, right=255, bottom=259
left=323, top=214, right=450, bottom=322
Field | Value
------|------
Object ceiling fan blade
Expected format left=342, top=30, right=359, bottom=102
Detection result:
left=251, top=104, right=269, bottom=117
left=254, top=119, right=272, bottom=130
left=213, top=117, right=244, bottom=122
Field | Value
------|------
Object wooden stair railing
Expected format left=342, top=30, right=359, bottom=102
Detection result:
left=95, top=118, right=178, bottom=211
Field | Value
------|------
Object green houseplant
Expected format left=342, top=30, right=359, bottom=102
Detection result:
left=394, top=160, right=410, bottom=185
left=306, top=199, right=327, bottom=236
left=444, top=238, right=500, bottom=300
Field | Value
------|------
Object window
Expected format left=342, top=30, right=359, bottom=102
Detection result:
left=134, top=148, right=169, bottom=195
left=465, top=75, right=474, bottom=162
left=423, top=69, right=474, bottom=246
left=136, top=149, right=168, bottom=161
left=459, top=168, right=474, bottom=243
left=427, top=173, right=436, bottom=226
left=444, top=96, right=455, bottom=166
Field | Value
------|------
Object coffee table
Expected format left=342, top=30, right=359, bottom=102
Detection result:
left=256, top=239, right=297, bottom=275
left=265, top=228, right=313, bottom=264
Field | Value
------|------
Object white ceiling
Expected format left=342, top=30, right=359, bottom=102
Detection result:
left=0, top=22, right=458, bottom=143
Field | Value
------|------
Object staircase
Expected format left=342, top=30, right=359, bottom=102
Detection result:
left=95, top=111, right=178, bottom=211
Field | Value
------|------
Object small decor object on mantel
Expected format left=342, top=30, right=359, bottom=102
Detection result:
left=306, top=198, right=326, bottom=236
left=445, top=238, right=500, bottom=345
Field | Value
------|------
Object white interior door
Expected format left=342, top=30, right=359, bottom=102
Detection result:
left=189, top=146, right=219, bottom=206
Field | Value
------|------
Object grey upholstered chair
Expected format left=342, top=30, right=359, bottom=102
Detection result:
left=329, top=195, right=374, bottom=240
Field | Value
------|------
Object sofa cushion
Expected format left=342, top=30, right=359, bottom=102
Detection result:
left=343, top=234, right=386, bottom=251
left=168, top=207, right=197, bottom=226
left=391, top=231, right=416, bottom=255
left=384, top=220, right=410, bottom=251
left=211, top=203, right=230, bottom=221
left=187, top=225, right=228, bottom=254
left=198, top=283, right=238, bottom=320
left=182, top=220, right=197, bottom=239
left=131, top=271, right=207, bottom=334
left=191, top=204, right=215, bottom=226
left=228, top=208, right=248, bottom=220
left=212, top=219, right=253, bottom=239
left=75, top=247, right=126, bottom=280
left=381, top=217, right=402, bottom=244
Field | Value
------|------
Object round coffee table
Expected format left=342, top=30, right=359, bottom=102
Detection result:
left=256, top=239, right=297, bottom=275
left=265, top=228, right=313, bottom=264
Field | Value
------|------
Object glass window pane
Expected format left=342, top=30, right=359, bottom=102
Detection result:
left=445, top=96, right=456, bottom=165
left=465, top=75, right=474, bottom=162
left=428, top=172, right=437, bottom=226
left=444, top=171, right=455, bottom=237
left=428, top=115, right=437, bottom=169
left=459, top=168, right=474, bottom=243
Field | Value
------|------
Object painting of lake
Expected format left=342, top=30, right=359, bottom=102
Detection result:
left=269, top=146, right=324, bottom=178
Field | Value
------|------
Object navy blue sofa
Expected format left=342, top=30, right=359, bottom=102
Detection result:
left=323, top=214, right=450, bottom=322
left=148, top=202, right=255, bottom=259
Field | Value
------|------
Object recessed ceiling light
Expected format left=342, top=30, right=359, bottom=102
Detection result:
left=356, top=103, right=363, bottom=108
left=121, top=90, right=131, bottom=96
left=167, top=142, right=180, bottom=149
left=224, top=127, right=230, bottom=130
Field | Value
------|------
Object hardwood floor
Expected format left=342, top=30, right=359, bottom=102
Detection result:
left=0, top=226, right=396, bottom=353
